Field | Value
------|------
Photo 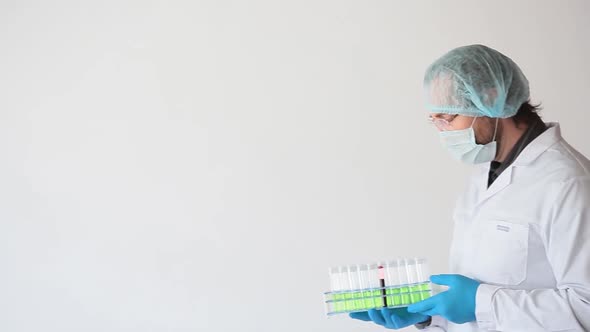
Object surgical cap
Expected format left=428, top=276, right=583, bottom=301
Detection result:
left=424, top=44, right=530, bottom=118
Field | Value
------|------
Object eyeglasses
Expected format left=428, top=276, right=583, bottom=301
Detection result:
left=427, top=114, right=458, bottom=131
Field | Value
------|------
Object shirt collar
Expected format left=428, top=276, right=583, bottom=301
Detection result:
left=511, top=122, right=562, bottom=166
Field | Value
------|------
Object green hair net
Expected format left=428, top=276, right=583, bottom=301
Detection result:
left=424, top=44, right=530, bottom=118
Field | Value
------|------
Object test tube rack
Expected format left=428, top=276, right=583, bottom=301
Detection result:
left=324, top=258, right=432, bottom=316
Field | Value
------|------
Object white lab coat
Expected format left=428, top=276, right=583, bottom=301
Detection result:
left=427, top=123, right=590, bottom=332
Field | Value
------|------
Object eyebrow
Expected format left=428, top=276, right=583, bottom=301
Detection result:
left=430, top=114, right=456, bottom=120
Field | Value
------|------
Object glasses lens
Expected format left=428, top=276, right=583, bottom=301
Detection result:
left=434, top=118, right=451, bottom=131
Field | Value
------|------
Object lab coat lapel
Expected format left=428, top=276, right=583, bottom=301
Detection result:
left=474, top=122, right=562, bottom=205
left=479, top=166, right=513, bottom=204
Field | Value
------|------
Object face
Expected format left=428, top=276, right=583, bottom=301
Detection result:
left=429, top=113, right=498, bottom=144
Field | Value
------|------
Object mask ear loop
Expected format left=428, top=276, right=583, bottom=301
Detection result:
left=492, top=118, right=499, bottom=141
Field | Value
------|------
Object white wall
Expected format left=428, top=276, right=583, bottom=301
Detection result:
left=1, top=1, right=588, bottom=331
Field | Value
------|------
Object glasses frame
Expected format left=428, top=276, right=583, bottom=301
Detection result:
left=427, top=114, right=458, bottom=131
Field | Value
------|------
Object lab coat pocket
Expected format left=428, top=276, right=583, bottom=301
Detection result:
left=473, top=220, right=529, bottom=286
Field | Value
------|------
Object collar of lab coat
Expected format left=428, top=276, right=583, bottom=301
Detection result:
left=476, top=122, right=561, bottom=199
left=511, top=122, right=561, bottom=167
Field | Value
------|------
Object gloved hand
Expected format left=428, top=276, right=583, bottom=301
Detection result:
left=407, top=274, right=480, bottom=324
left=349, top=307, right=429, bottom=329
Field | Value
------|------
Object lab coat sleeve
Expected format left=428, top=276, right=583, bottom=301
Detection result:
left=423, top=315, right=447, bottom=331
left=475, top=177, right=590, bottom=331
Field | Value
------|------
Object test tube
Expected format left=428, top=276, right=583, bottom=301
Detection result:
left=368, top=263, right=383, bottom=308
left=343, top=266, right=351, bottom=312
left=362, top=264, right=374, bottom=309
left=327, top=267, right=337, bottom=314
left=338, top=266, right=349, bottom=312
left=397, top=258, right=410, bottom=305
left=385, top=260, right=401, bottom=306
left=378, top=263, right=387, bottom=307
left=415, top=258, right=432, bottom=300
left=356, top=264, right=367, bottom=310
left=328, top=267, right=341, bottom=313
left=349, top=265, right=363, bottom=311
left=405, top=258, right=421, bottom=303
left=337, top=266, right=348, bottom=313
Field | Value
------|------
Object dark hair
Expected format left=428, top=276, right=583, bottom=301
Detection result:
left=512, top=101, right=542, bottom=128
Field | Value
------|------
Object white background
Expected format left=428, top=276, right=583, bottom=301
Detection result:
left=1, top=1, right=589, bottom=331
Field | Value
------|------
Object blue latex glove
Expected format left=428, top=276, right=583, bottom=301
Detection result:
left=349, top=307, right=429, bottom=329
left=407, top=274, right=480, bottom=324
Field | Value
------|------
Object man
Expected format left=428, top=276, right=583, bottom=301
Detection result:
left=350, top=44, right=590, bottom=331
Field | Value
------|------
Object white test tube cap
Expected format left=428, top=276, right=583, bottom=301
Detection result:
left=406, top=258, right=418, bottom=284
left=349, top=265, right=360, bottom=291
left=329, top=267, right=340, bottom=292
left=415, top=258, right=430, bottom=283
left=386, top=259, right=400, bottom=287
left=397, top=258, right=408, bottom=285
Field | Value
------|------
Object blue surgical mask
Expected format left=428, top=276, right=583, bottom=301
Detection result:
left=439, top=117, right=498, bottom=164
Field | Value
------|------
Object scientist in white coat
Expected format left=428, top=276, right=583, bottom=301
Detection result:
left=350, top=44, right=590, bottom=331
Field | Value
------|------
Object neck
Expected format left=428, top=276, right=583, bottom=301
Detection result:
left=494, top=119, right=528, bottom=162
